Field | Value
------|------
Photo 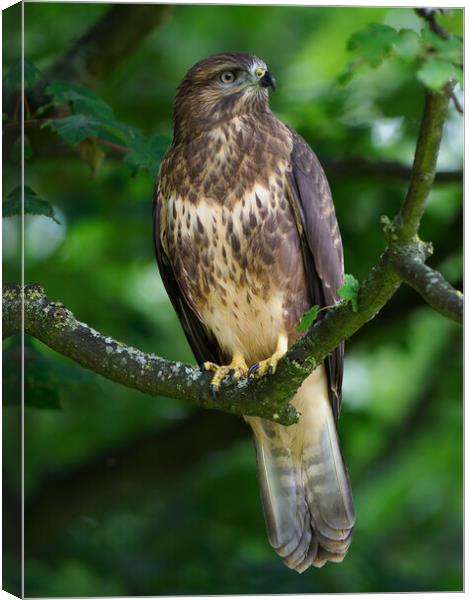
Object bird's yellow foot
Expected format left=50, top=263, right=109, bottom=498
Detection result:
left=248, top=333, right=288, bottom=378
left=248, top=350, right=285, bottom=378
left=203, top=354, right=248, bottom=397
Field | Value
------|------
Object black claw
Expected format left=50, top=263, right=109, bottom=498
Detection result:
left=248, top=363, right=259, bottom=376
left=268, top=365, right=274, bottom=378
left=211, top=384, right=218, bottom=399
left=229, top=368, right=235, bottom=381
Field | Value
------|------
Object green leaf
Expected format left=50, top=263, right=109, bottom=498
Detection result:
left=393, top=29, right=422, bottom=62
left=96, top=118, right=134, bottom=145
left=3, top=58, right=43, bottom=90
left=438, top=11, right=463, bottom=37
left=338, top=274, right=360, bottom=311
left=3, top=186, right=60, bottom=223
left=347, top=23, right=399, bottom=68
left=337, top=60, right=363, bottom=86
left=124, top=132, right=171, bottom=178
left=73, top=97, right=114, bottom=119
left=45, top=114, right=102, bottom=145
left=46, top=80, right=98, bottom=102
left=421, top=29, right=463, bottom=65
left=46, top=80, right=114, bottom=119
left=417, top=59, right=455, bottom=90
left=296, top=305, right=320, bottom=333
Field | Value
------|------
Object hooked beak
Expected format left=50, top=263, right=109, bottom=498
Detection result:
left=259, top=70, right=277, bottom=91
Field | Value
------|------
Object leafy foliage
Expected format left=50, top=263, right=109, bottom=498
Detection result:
left=342, top=21, right=463, bottom=90
left=3, top=57, right=43, bottom=90
left=347, top=23, right=399, bottom=67
left=417, top=59, right=456, bottom=90
left=296, top=304, right=320, bottom=333
left=3, top=186, right=59, bottom=223
left=45, top=114, right=105, bottom=146
left=46, top=81, right=114, bottom=119
left=297, top=272, right=360, bottom=330
left=44, top=79, right=169, bottom=177
left=338, top=274, right=360, bottom=311
left=124, top=132, right=171, bottom=178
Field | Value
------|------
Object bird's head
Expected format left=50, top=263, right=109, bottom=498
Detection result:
left=173, top=52, right=276, bottom=140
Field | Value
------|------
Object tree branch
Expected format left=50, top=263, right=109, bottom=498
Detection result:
left=4, top=5, right=172, bottom=117
left=3, top=25, right=462, bottom=426
left=393, top=253, right=463, bottom=323
left=415, top=8, right=450, bottom=40
left=393, top=85, right=453, bottom=242
left=43, top=4, right=172, bottom=86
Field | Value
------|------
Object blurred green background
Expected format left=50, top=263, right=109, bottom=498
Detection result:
left=3, top=3, right=463, bottom=596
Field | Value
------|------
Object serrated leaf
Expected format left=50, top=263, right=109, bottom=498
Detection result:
left=417, top=59, right=455, bottom=90
left=394, top=29, right=422, bottom=62
left=46, top=80, right=114, bottom=119
left=96, top=118, right=134, bottom=145
left=338, top=274, right=360, bottom=312
left=347, top=23, right=399, bottom=68
left=3, top=186, right=60, bottom=223
left=421, top=29, right=463, bottom=65
left=46, top=80, right=99, bottom=102
left=73, top=96, right=114, bottom=119
left=46, top=114, right=102, bottom=145
left=296, top=305, right=320, bottom=333
left=3, top=58, right=43, bottom=90
left=124, top=132, right=170, bottom=178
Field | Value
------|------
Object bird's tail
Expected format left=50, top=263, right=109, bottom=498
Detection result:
left=246, top=365, right=355, bottom=573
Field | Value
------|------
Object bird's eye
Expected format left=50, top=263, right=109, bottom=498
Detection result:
left=219, top=70, right=236, bottom=84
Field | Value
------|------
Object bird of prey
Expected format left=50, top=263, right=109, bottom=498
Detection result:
left=153, top=52, right=355, bottom=572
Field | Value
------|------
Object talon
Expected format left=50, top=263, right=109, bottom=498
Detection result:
left=249, top=333, right=288, bottom=379
left=203, top=361, right=218, bottom=373
left=204, top=353, right=248, bottom=396
left=248, top=363, right=259, bottom=376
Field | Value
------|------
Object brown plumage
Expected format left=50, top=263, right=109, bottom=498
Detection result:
left=153, top=52, right=355, bottom=572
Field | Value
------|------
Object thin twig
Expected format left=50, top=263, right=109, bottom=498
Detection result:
left=94, top=137, right=129, bottom=153
left=451, top=91, right=464, bottom=114
left=415, top=8, right=450, bottom=40
left=393, top=254, right=463, bottom=323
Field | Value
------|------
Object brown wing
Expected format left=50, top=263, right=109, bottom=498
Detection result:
left=152, top=192, right=224, bottom=366
left=286, top=130, right=344, bottom=420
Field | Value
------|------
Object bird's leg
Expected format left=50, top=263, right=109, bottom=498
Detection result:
left=203, top=351, right=248, bottom=396
left=248, top=332, right=289, bottom=378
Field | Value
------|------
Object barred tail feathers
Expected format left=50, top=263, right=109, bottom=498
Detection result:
left=248, top=365, right=355, bottom=572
